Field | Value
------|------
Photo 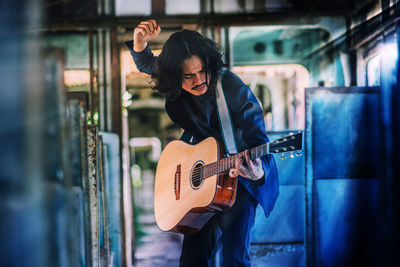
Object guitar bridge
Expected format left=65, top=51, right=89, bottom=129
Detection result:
left=174, top=164, right=181, bottom=200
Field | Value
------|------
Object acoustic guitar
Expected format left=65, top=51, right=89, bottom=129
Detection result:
left=154, top=132, right=303, bottom=234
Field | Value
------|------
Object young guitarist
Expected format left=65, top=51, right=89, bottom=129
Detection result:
left=126, top=20, right=279, bottom=267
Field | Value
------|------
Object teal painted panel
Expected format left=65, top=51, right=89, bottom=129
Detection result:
left=314, top=178, right=380, bottom=267
left=67, top=186, right=87, bottom=267
left=100, top=132, right=122, bottom=267
left=251, top=131, right=305, bottom=243
left=252, top=185, right=304, bottom=243
left=309, top=88, right=380, bottom=179
left=305, top=86, right=382, bottom=267
left=0, top=199, right=47, bottom=267
left=268, top=132, right=305, bottom=185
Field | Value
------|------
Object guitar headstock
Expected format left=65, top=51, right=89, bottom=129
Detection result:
left=270, top=131, right=304, bottom=159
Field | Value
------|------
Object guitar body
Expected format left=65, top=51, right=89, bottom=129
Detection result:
left=154, top=137, right=238, bottom=234
left=153, top=132, right=304, bottom=234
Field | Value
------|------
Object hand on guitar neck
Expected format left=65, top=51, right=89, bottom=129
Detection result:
left=233, top=150, right=264, bottom=181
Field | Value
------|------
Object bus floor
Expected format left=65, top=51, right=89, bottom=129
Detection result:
left=133, top=212, right=183, bottom=266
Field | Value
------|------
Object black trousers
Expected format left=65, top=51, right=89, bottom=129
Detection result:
left=179, top=183, right=258, bottom=267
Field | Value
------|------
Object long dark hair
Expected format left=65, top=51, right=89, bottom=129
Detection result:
left=152, top=29, right=224, bottom=100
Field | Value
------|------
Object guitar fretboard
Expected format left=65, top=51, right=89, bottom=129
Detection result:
left=202, top=143, right=270, bottom=178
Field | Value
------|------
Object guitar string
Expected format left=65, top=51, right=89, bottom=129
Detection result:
left=176, top=149, right=266, bottom=183
left=168, top=137, right=300, bottom=183
left=177, top=152, right=243, bottom=175
left=175, top=143, right=268, bottom=174
left=175, top=148, right=298, bottom=184
left=176, top=146, right=267, bottom=178
left=176, top=158, right=236, bottom=183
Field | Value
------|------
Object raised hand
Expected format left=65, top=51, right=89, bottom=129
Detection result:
left=234, top=150, right=264, bottom=181
left=133, top=19, right=161, bottom=52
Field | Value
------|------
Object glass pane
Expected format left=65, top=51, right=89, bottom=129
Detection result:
left=232, top=64, right=309, bottom=130
left=214, top=0, right=243, bottom=13
left=367, top=55, right=380, bottom=86
left=115, top=0, right=151, bottom=16
left=166, top=0, right=200, bottom=14
left=214, top=0, right=292, bottom=13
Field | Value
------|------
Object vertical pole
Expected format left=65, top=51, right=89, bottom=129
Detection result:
left=224, top=27, right=231, bottom=68
left=152, top=0, right=165, bottom=15
left=304, top=89, right=315, bottom=267
left=393, top=18, right=400, bottom=267
left=110, top=26, right=128, bottom=267
left=111, top=28, right=121, bottom=136
left=89, top=29, right=95, bottom=124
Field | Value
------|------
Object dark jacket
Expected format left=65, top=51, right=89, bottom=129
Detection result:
left=126, top=41, right=279, bottom=218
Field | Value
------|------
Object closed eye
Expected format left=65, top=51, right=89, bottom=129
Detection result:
left=182, top=68, right=206, bottom=80
left=183, top=74, right=195, bottom=80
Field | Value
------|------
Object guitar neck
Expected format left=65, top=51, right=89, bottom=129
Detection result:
left=201, top=132, right=303, bottom=178
left=203, top=143, right=269, bottom=177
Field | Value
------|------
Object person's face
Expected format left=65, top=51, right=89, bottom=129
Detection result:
left=181, top=55, right=209, bottom=96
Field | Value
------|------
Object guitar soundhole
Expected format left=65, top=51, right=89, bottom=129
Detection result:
left=191, top=162, right=204, bottom=189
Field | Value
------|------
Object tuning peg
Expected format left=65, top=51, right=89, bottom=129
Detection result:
left=281, top=153, right=285, bottom=160
left=296, top=152, right=302, bottom=157
left=289, top=153, right=294, bottom=158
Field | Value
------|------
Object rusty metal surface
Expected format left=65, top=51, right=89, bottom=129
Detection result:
left=87, top=125, right=100, bottom=267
